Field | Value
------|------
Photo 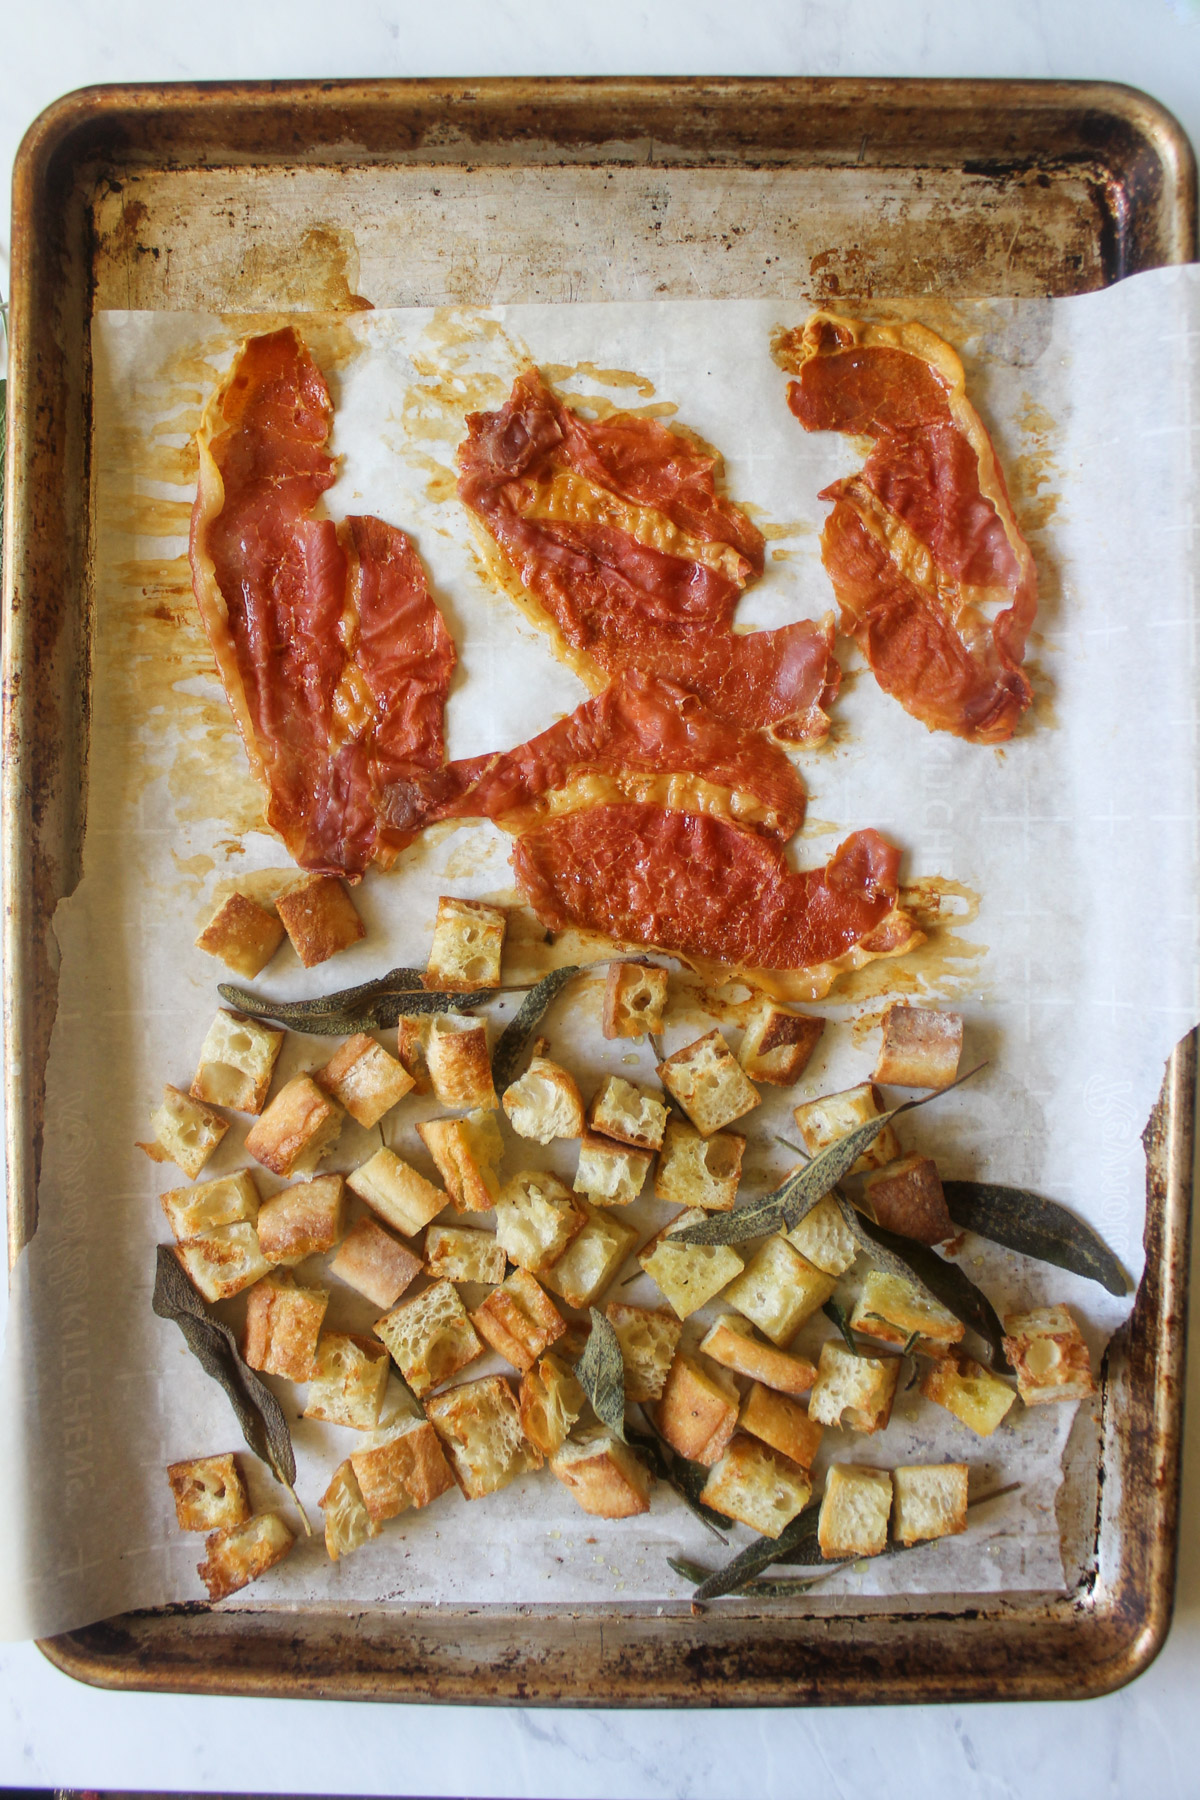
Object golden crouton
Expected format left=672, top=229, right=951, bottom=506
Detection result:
left=329, top=1215, right=422, bottom=1309
left=470, top=1268, right=566, bottom=1372
left=638, top=1209, right=745, bottom=1320
left=350, top=1419, right=455, bottom=1521
left=657, top=1029, right=760, bottom=1136
left=921, top=1354, right=1017, bottom=1437
left=518, top=1353, right=585, bottom=1457
left=303, top=1331, right=391, bottom=1429
left=723, top=1236, right=836, bottom=1346
left=737, top=1004, right=824, bottom=1087
left=191, top=1010, right=283, bottom=1115
left=195, top=891, right=285, bottom=979
left=793, top=1083, right=900, bottom=1172
left=587, top=1076, right=668, bottom=1151
left=197, top=1512, right=294, bottom=1600
left=138, top=1084, right=229, bottom=1180
left=320, top=1460, right=379, bottom=1561
left=602, top=959, right=669, bottom=1039
left=417, top=1111, right=503, bottom=1213
left=784, top=1193, right=858, bottom=1276
left=167, top=1453, right=250, bottom=1533
left=550, top=1428, right=654, bottom=1519
left=315, top=1032, right=414, bottom=1129
left=874, top=1004, right=963, bottom=1090
left=864, top=1154, right=953, bottom=1245
left=494, top=1170, right=587, bottom=1274
left=426, top=1374, right=542, bottom=1499
left=818, top=1465, right=892, bottom=1559
left=426, top=1013, right=496, bottom=1111
left=397, top=1015, right=431, bottom=1093
left=738, top=1381, right=823, bottom=1471
left=540, top=1200, right=639, bottom=1310
left=1002, top=1304, right=1096, bottom=1406
left=244, top=1076, right=343, bottom=1178
left=808, top=1340, right=899, bottom=1434
left=655, top=1351, right=740, bottom=1466
left=256, top=1173, right=346, bottom=1266
left=699, top=1316, right=817, bottom=1396
left=346, top=1148, right=447, bottom=1236
left=374, top=1279, right=483, bottom=1397
left=426, top=896, right=507, bottom=991
left=424, top=1223, right=507, bottom=1286
left=572, top=1132, right=653, bottom=1206
left=892, top=1462, right=969, bottom=1546
left=700, top=1434, right=813, bottom=1538
left=174, top=1224, right=270, bottom=1303
left=850, top=1270, right=964, bottom=1356
left=502, top=1055, right=585, bottom=1144
left=160, top=1169, right=260, bottom=1243
left=276, top=874, right=365, bottom=968
left=653, top=1117, right=744, bottom=1212
left=605, top=1302, right=683, bottom=1404
left=242, top=1271, right=328, bottom=1381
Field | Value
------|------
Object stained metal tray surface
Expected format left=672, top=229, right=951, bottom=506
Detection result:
left=4, top=76, right=1196, bottom=1706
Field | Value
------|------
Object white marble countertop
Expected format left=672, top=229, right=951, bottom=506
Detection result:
left=1, top=2, right=1199, bottom=1793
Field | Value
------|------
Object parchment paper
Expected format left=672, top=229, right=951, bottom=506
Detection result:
left=1, top=267, right=1197, bottom=1638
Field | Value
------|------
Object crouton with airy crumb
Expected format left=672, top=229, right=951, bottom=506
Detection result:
left=784, top=1194, right=858, bottom=1276
left=374, top=1279, right=483, bottom=1397
left=551, top=1428, right=654, bottom=1518
left=347, top=1148, right=447, bottom=1236
left=424, top=1223, right=507, bottom=1286
left=330, top=1215, right=422, bottom=1309
left=737, top=1004, right=824, bottom=1087
left=195, top=891, right=285, bottom=979
left=864, top=1154, right=953, bottom=1245
left=276, top=874, right=365, bottom=968
left=350, top=1418, right=455, bottom=1521
left=197, top=1512, right=294, bottom=1600
left=874, top=1004, right=963, bottom=1090
left=167, top=1453, right=250, bottom=1533
left=174, top=1224, right=270, bottom=1303
left=138, top=1084, right=228, bottom=1180
left=540, top=1200, right=638, bottom=1310
left=244, top=1076, right=342, bottom=1178
left=818, top=1465, right=892, bottom=1559
left=191, top=1010, right=283, bottom=1115
left=320, top=1461, right=379, bottom=1562
left=653, top=1118, right=743, bottom=1212
left=256, top=1174, right=346, bottom=1266
left=471, top=1268, right=566, bottom=1372
left=793, top=1083, right=900, bottom=1172
left=426, top=1013, right=496, bottom=1110
left=587, top=1076, right=668, bottom=1151
left=418, top=1111, right=503, bottom=1212
left=502, top=1056, right=585, bottom=1144
left=494, top=1171, right=586, bottom=1274
left=638, top=1209, right=744, bottom=1320
left=242, top=1271, right=328, bottom=1381
left=892, top=1462, right=969, bottom=1546
left=426, top=1374, right=542, bottom=1498
left=657, top=1029, right=760, bottom=1136
left=655, top=1351, right=740, bottom=1466
left=807, top=1340, right=899, bottom=1434
left=850, top=1269, right=964, bottom=1356
left=1002, top=1304, right=1095, bottom=1405
left=738, top=1381, right=823, bottom=1470
left=605, top=1302, right=682, bottom=1404
left=699, top=1316, right=817, bottom=1396
left=602, top=959, right=669, bottom=1039
left=426, top=896, right=507, bottom=991
left=315, top=1033, right=413, bottom=1129
left=570, top=1133, right=649, bottom=1207
left=921, top=1354, right=1016, bottom=1437
left=160, top=1169, right=260, bottom=1243
left=519, top=1353, right=585, bottom=1458
left=700, top=1434, right=813, bottom=1538
left=303, top=1332, right=391, bottom=1429
left=723, top=1236, right=836, bottom=1346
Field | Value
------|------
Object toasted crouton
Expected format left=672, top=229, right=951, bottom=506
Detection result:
left=304, top=1331, right=391, bottom=1429
left=657, top=1030, right=760, bottom=1136
left=174, top=1225, right=270, bottom=1303
left=256, top=1174, right=346, bottom=1266
left=605, top=1302, right=683, bottom=1404
left=502, top=1056, right=585, bottom=1144
left=167, top=1453, right=250, bottom=1533
left=550, top=1428, right=654, bottom=1518
left=738, top=1382, right=823, bottom=1471
left=818, top=1465, right=892, bottom=1559
left=424, top=1223, right=507, bottom=1286
left=195, top=891, right=285, bottom=979
left=242, top=1271, right=328, bottom=1381
left=807, top=1340, right=899, bottom=1434
left=330, top=1215, right=422, bottom=1309
left=518, top=1353, right=585, bottom=1457
left=737, top=1004, right=824, bottom=1087
left=653, top=1117, right=744, bottom=1212
left=315, top=1032, right=414, bottom=1128
left=426, top=1013, right=496, bottom=1111
left=602, top=959, right=669, bottom=1039
left=892, top=1462, right=969, bottom=1546
left=723, top=1236, right=836, bottom=1346
left=197, top=1512, right=294, bottom=1600
left=793, top=1083, right=900, bottom=1172
left=426, top=1374, right=541, bottom=1498
left=656, top=1351, right=741, bottom=1466
left=1002, top=1304, right=1096, bottom=1405
left=874, top=1004, right=963, bottom=1090
left=699, top=1316, right=818, bottom=1396
left=350, top=1418, right=455, bottom=1521
left=244, top=1076, right=343, bottom=1178
left=320, top=1461, right=379, bottom=1562
left=470, top=1268, right=566, bottom=1372
left=921, top=1354, right=1017, bottom=1436
left=572, top=1132, right=652, bottom=1206
left=418, top=1111, right=503, bottom=1213
left=700, top=1434, right=813, bottom=1538
left=276, top=874, right=365, bottom=968
left=426, top=896, right=507, bottom=991
left=784, top=1193, right=858, bottom=1276
left=346, top=1148, right=447, bottom=1236
left=494, top=1171, right=587, bottom=1274
left=638, top=1209, right=745, bottom=1320
left=138, top=1084, right=229, bottom=1180
left=864, top=1154, right=953, bottom=1245
left=850, top=1269, right=964, bottom=1356
left=587, top=1076, right=668, bottom=1151
left=540, top=1201, right=639, bottom=1310
left=397, top=1016, right=431, bottom=1093
left=160, top=1169, right=260, bottom=1242
left=374, top=1279, right=483, bottom=1397
left=191, top=1010, right=283, bottom=1115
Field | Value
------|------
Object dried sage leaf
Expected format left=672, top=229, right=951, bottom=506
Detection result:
left=152, top=1245, right=310, bottom=1532
left=576, top=1306, right=627, bottom=1442
left=491, top=964, right=584, bottom=1090
left=821, top=1297, right=857, bottom=1352
left=218, top=975, right=493, bottom=1035
left=848, top=1209, right=1012, bottom=1371
left=943, top=1180, right=1128, bottom=1296
left=691, top=1498, right=823, bottom=1601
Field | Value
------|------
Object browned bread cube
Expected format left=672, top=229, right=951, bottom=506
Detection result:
left=315, top=1033, right=414, bottom=1128
left=242, top=1271, right=328, bottom=1381
left=587, top=1076, right=668, bottom=1151
left=426, top=1374, right=542, bottom=1498
left=638, top=1209, right=744, bottom=1320
left=550, top=1428, right=654, bottom=1518
left=737, top=1004, right=824, bottom=1087
left=655, top=1351, right=740, bottom=1467
left=874, top=1004, right=963, bottom=1090
left=330, top=1215, right=422, bottom=1309
left=397, top=1016, right=431, bottom=1093
left=921, top=1354, right=1017, bottom=1437
left=244, top=1076, right=343, bottom=1178
left=276, top=874, right=365, bottom=968
left=160, top=1169, right=260, bottom=1242
left=256, top=1173, right=346, bottom=1266
left=653, top=1117, right=744, bottom=1212
left=167, top=1453, right=250, bottom=1533
left=540, top=1201, right=638, bottom=1310
left=518, top=1353, right=585, bottom=1458
left=426, top=896, right=507, bottom=990
left=197, top=1512, right=294, bottom=1599
left=195, top=891, right=285, bottom=978
left=320, top=1461, right=378, bottom=1562
left=738, top=1381, right=823, bottom=1471
left=418, top=1111, right=503, bottom=1212
left=864, top=1154, right=954, bottom=1245
left=722, top=1236, right=836, bottom=1346
left=502, top=1055, right=585, bottom=1143
left=605, top=1302, right=683, bottom=1404
left=818, top=1465, right=892, bottom=1559
left=892, top=1462, right=969, bottom=1545
left=191, top=1010, right=283, bottom=1115
left=573, top=1132, right=653, bottom=1206
left=602, top=959, right=669, bottom=1039
left=808, top=1340, right=900, bottom=1434
left=471, top=1268, right=566, bottom=1372
left=374, top=1279, right=483, bottom=1397
left=423, top=1223, right=507, bottom=1286
left=426, top=1014, right=496, bottom=1110
left=699, top=1316, right=818, bottom=1396
left=699, top=1434, right=813, bottom=1538
left=494, top=1170, right=587, bottom=1273
left=174, top=1225, right=270, bottom=1303
left=303, top=1331, right=391, bottom=1429
left=1002, top=1304, right=1096, bottom=1405
left=350, top=1419, right=455, bottom=1521
left=850, top=1270, right=964, bottom=1356
left=657, top=1029, right=760, bottom=1136
left=138, top=1084, right=229, bottom=1180
left=347, top=1149, right=446, bottom=1236
left=793, top=1083, right=900, bottom=1172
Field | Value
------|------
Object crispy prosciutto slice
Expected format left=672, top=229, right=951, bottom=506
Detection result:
left=458, top=369, right=840, bottom=742
left=782, top=313, right=1038, bottom=744
left=190, top=328, right=456, bottom=875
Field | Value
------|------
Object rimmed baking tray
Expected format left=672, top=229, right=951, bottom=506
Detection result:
left=4, top=75, right=1196, bottom=1705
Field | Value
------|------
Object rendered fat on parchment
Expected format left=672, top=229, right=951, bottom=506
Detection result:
left=0, top=270, right=1197, bottom=1637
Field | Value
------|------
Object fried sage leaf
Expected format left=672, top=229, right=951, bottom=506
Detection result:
left=628, top=1426, right=729, bottom=1542
left=576, top=1306, right=627, bottom=1442
left=943, top=1180, right=1128, bottom=1296
left=152, top=1245, right=310, bottom=1532
left=822, top=1296, right=858, bottom=1353
left=847, top=1209, right=1012, bottom=1371
left=690, top=1498, right=823, bottom=1601
left=218, top=974, right=493, bottom=1035
left=491, top=964, right=584, bottom=1090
